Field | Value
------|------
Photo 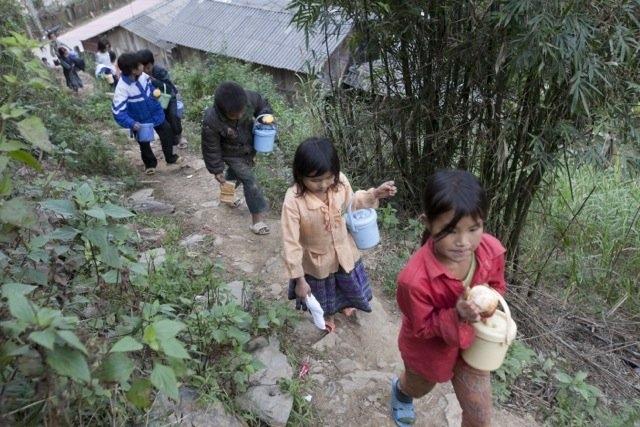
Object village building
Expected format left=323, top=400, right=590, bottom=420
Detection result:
left=57, top=0, right=352, bottom=92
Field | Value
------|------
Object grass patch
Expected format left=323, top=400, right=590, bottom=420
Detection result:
left=521, top=161, right=640, bottom=314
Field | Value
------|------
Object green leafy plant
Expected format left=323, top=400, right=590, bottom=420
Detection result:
left=40, top=182, right=142, bottom=288
left=379, top=205, right=399, bottom=230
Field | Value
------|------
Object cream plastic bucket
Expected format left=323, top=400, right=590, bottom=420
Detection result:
left=462, top=290, right=517, bottom=371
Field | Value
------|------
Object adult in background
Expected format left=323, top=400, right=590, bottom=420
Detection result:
left=57, top=46, right=83, bottom=92
left=48, top=29, right=85, bottom=72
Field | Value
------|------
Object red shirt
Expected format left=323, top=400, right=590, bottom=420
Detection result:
left=396, top=233, right=506, bottom=382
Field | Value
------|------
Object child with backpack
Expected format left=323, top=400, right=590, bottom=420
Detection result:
left=111, top=52, right=181, bottom=175
left=138, top=49, right=187, bottom=149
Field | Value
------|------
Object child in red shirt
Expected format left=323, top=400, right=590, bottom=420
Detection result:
left=390, top=170, right=506, bottom=427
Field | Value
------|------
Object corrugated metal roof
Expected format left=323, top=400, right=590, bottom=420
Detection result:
left=120, top=0, right=190, bottom=49
left=58, top=0, right=165, bottom=46
left=161, top=0, right=351, bottom=72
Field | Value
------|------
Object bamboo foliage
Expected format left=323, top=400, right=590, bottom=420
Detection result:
left=288, top=0, right=640, bottom=263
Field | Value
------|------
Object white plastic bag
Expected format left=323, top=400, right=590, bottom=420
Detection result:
left=305, top=294, right=325, bottom=330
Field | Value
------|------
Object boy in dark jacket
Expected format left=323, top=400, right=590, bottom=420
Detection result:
left=201, top=81, right=273, bottom=235
left=138, top=49, right=187, bottom=149
left=112, top=52, right=181, bottom=175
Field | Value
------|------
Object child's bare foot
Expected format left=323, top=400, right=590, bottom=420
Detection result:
left=341, top=307, right=356, bottom=317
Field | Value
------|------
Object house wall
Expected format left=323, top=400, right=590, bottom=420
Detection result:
left=323, top=35, right=353, bottom=88
left=82, top=27, right=172, bottom=66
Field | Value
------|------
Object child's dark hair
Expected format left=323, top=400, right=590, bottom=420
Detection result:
left=57, top=47, right=67, bottom=57
left=421, top=170, right=488, bottom=245
left=108, top=50, right=116, bottom=63
left=292, top=137, right=341, bottom=196
left=138, top=49, right=155, bottom=66
left=214, top=81, right=247, bottom=115
left=117, top=52, right=141, bottom=76
left=97, top=37, right=110, bottom=53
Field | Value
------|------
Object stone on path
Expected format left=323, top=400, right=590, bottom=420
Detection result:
left=150, top=387, right=247, bottom=427
left=444, top=393, right=463, bottom=427
left=338, top=370, right=391, bottom=393
left=129, top=188, right=154, bottom=202
left=131, top=199, right=175, bottom=216
left=262, top=255, right=281, bottom=275
left=336, top=358, right=361, bottom=374
left=234, top=260, right=254, bottom=274
left=127, top=188, right=175, bottom=216
left=201, top=200, right=220, bottom=208
left=179, top=233, right=206, bottom=248
left=137, top=227, right=166, bottom=244
left=139, top=248, right=166, bottom=269
left=236, top=337, right=293, bottom=427
left=224, top=280, right=244, bottom=304
left=312, top=332, right=340, bottom=351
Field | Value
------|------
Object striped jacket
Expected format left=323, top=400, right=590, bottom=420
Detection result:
left=112, top=73, right=165, bottom=130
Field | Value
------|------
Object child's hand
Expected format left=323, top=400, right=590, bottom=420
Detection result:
left=294, top=277, right=311, bottom=299
left=132, top=122, right=141, bottom=132
left=215, top=173, right=226, bottom=184
left=374, top=181, right=397, bottom=199
left=456, top=297, right=481, bottom=322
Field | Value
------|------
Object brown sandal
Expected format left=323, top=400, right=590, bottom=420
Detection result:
left=324, top=319, right=336, bottom=333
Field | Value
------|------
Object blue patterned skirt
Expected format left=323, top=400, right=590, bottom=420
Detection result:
left=288, top=260, right=373, bottom=315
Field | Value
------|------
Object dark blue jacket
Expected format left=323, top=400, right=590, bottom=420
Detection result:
left=112, top=73, right=164, bottom=129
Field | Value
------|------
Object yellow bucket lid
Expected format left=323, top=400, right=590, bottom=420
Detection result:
left=473, top=309, right=517, bottom=343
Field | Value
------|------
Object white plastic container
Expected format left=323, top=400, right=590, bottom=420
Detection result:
left=344, top=200, right=380, bottom=250
left=461, top=290, right=517, bottom=371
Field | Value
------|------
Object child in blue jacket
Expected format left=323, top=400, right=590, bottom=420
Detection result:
left=111, top=52, right=181, bottom=175
left=138, top=49, right=187, bottom=149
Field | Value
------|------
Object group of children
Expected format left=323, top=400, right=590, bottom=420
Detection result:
left=196, top=83, right=504, bottom=424
left=104, top=44, right=504, bottom=425
left=43, top=22, right=505, bottom=426
left=278, top=138, right=504, bottom=426
left=111, top=49, right=187, bottom=175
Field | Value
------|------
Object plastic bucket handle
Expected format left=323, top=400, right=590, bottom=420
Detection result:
left=347, top=198, right=356, bottom=229
left=255, top=114, right=276, bottom=128
left=484, top=287, right=513, bottom=344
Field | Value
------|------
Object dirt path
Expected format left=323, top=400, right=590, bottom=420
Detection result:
left=122, top=142, right=537, bottom=427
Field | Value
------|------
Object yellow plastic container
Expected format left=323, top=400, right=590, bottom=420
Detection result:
left=461, top=291, right=517, bottom=371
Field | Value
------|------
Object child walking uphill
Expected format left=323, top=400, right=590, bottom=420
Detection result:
left=390, top=170, right=506, bottom=427
left=112, top=52, right=181, bottom=175
left=281, top=137, right=397, bottom=332
left=138, top=49, right=187, bottom=149
left=201, top=81, right=274, bottom=235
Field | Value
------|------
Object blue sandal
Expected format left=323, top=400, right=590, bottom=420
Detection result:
left=390, top=377, right=416, bottom=426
